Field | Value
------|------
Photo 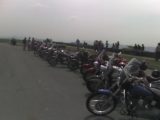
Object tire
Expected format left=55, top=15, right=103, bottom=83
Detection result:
left=70, top=65, right=78, bottom=71
left=80, top=66, right=86, bottom=75
left=69, top=63, right=79, bottom=71
left=83, top=72, right=95, bottom=82
left=80, top=66, right=90, bottom=75
left=86, top=77, right=104, bottom=93
left=34, top=51, right=38, bottom=56
left=80, top=66, right=83, bottom=74
left=43, top=54, right=48, bottom=61
left=125, top=92, right=137, bottom=115
left=49, top=59, right=57, bottom=67
left=86, top=93, right=117, bottom=116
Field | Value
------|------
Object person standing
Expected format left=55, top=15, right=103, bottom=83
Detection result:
left=141, top=44, right=145, bottom=56
left=105, top=40, right=109, bottom=50
left=155, top=43, right=160, bottom=61
left=31, top=37, right=35, bottom=51
left=22, top=37, right=27, bottom=50
left=137, top=44, right=141, bottom=55
left=112, top=43, right=115, bottom=52
left=134, top=44, right=138, bottom=55
left=76, top=39, right=80, bottom=51
left=27, top=37, right=31, bottom=51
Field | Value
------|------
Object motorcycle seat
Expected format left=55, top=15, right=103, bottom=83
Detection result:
left=150, top=87, right=160, bottom=98
left=147, top=76, right=160, bottom=83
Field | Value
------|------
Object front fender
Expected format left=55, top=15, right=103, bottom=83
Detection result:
left=97, top=89, right=112, bottom=95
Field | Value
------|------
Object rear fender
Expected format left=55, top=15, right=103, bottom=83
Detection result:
left=86, top=67, right=96, bottom=74
left=51, top=56, right=57, bottom=60
left=82, top=64, right=92, bottom=69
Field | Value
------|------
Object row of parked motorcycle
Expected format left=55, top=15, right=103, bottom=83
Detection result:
left=28, top=40, right=160, bottom=117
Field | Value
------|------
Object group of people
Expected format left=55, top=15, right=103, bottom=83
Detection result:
left=22, top=37, right=160, bottom=62
left=133, top=44, right=145, bottom=56
left=132, top=43, right=160, bottom=61
left=76, top=39, right=120, bottom=53
left=111, top=41, right=120, bottom=52
left=10, top=38, right=17, bottom=46
left=22, top=37, right=35, bottom=51
left=76, top=39, right=88, bottom=50
left=93, top=40, right=104, bottom=52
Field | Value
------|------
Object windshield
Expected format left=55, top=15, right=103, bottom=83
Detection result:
left=96, top=49, right=106, bottom=60
left=119, top=58, right=142, bottom=84
left=123, top=58, right=141, bottom=76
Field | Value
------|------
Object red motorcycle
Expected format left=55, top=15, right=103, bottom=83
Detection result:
left=82, top=56, right=127, bottom=82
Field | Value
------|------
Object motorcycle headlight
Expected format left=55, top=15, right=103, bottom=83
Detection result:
left=100, top=65, right=108, bottom=71
left=93, top=61, right=99, bottom=67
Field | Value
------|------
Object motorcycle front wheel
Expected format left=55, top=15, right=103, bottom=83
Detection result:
left=48, top=59, right=57, bottom=67
left=86, top=93, right=116, bottom=116
left=69, top=61, right=79, bottom=71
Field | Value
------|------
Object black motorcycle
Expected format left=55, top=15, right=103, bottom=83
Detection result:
left=67, top=54, right=79, bottom=71
left=48, top=50, right=69, bottom=67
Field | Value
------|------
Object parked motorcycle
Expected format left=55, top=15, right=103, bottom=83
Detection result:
left=67, top=54, right=80, bottom=71
left=86, top=58, right=160, bottom=116
left=48, top=49, right=70, bottom=66
left=82, top=51, right=127, bottom=82
left=86, top=56, right=123, bottom=93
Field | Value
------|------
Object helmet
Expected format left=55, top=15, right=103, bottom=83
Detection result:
left=151, top=69, right=160, bottom=78
left=139, top=61, right=148, bottom=71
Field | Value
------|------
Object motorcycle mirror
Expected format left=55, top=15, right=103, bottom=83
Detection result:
left=118, top=52, right=122, bottom=56
left=100, top=65, right=108, bottom=71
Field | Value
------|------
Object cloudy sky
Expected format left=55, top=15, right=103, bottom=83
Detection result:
left=0, top=0, right=160, bottom=46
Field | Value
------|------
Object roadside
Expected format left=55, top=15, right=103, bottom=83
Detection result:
left=3, top=39, right=160, bottom=70
left=0, top=43, right=159, bottom=120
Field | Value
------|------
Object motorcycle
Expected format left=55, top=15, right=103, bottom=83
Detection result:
left=67, top=54, right=80, bottom=71
left=80, top=62, right=94, bottom=74
left=86, top=56, right=123, bottom=93
left=80, top=54, right=97, bottom=75
left=86, top=58, right=160, bottom=116
left=83, top=51, right=127, bottom=82
left=48, top=49, right=69, bottom=67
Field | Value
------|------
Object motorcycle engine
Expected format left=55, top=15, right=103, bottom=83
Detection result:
left=111, top=66, right=122, bottom=82
left=138, top=99, right=144, bottom=107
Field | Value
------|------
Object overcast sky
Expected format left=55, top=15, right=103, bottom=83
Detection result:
left=0, top=0, right=160, bottom=46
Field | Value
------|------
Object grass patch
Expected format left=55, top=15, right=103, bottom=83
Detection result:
left=66, top=45, right=160, bottom=70
left=122, top=54, right=160, bottom=70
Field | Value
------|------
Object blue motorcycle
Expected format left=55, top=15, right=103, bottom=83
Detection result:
left=86, top=58, right=160, bottom=116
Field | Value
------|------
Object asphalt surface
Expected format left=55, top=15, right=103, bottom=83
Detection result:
left=0, top=43, right=159, bottom=120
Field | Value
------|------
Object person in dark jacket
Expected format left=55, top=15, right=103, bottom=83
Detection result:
left=22, top=37, right=27, bottom=50
left=155, top=43, right=160, bottom=61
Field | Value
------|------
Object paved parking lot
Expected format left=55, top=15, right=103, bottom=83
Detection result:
left=0, top=43, right=159, bottom=120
